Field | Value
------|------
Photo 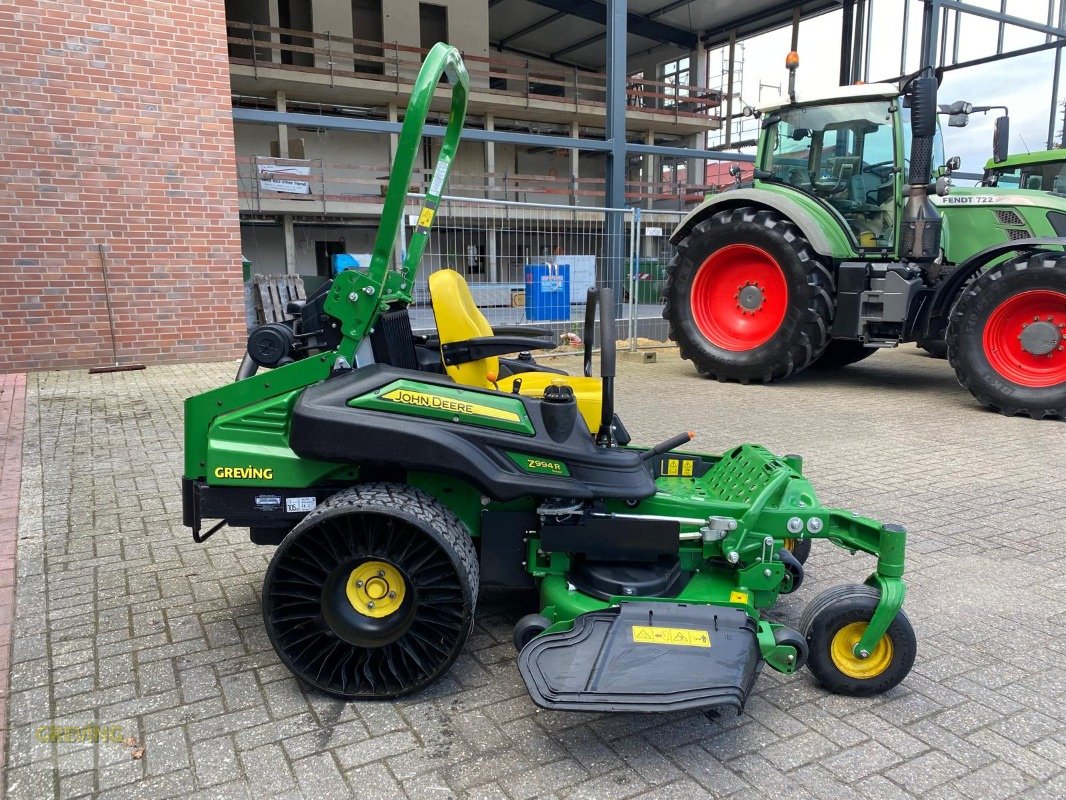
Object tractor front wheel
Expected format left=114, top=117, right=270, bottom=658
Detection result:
left=947, top=254, right=1066, bottom=419
left=801, top=585, right=916, bottom=696
left=664, top=207, right=834, bottom=383
left=262, top=484, right=479, bottom=700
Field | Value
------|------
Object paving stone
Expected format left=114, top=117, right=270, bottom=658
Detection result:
left=4, top=350, right=1065, bottom=799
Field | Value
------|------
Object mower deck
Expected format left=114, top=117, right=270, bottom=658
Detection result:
left=519, top=603, right=761, bottom=713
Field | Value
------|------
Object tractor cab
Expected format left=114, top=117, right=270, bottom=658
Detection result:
left=756, top=83, right=947, bottom=257
left=758, top=85, right=902, bottom=252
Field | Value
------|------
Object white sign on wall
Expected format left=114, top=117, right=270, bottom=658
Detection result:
left=644, top=227, right=664, bottom=237
left=258, top=163, right=311, bottom=194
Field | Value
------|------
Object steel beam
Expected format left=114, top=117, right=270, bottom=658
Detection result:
left=499, top=12, right=568, bottom=46
left=524, top=0, right=697, bottom=50
left=938, top=0, right=1066, bottom=39
left=232, top=107, right=753, bottom=162
left=549, top=0, right=701, bottom=60
left=605, top=0, right=627, bottom=318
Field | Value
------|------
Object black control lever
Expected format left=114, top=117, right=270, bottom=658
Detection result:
left=640, top=431, right=695, bottom=461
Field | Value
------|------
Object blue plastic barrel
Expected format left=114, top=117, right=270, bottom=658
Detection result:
left=524, top=263, right=570, bottom=322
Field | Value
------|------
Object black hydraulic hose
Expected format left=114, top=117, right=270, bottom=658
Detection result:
left=236, top=352, right=258, bottom=381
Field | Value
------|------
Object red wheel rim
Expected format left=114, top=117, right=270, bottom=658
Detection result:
left=982, top=289, right=1066, bottom=387
left=690, top=244, right=789, bottom=351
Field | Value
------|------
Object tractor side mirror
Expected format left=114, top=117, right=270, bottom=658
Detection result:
left=946, top=155, right=961, bottom=172
left=947, top=114, right=969, bottom=128
left=993, top=116, right=1010, bottom=163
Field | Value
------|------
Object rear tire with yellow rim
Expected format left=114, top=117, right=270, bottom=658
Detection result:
left=801, top=584, right=915, bottom=696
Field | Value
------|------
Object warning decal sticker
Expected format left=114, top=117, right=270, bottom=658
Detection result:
left=631, top=625, right=711, bottom=648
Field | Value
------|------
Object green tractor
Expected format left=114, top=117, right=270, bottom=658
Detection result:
left=183, top=45, right=917, bottom=713
left=981, top=147, right=1066, bottom=192
left=664, top=60, right=1066, bottom=419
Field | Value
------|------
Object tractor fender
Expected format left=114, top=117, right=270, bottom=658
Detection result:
left=668, top=188, right=850, bottom=258
left=921, top=237, right=1066, bottom=340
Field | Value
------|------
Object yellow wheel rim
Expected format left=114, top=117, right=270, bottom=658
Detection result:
left=783, top=538, right=797, bottom=552
left=830, top=621, right=893, bottom=679
left=345, top=560, right=406, bottom=619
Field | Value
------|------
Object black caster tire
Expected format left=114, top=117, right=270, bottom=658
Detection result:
left=801, top=585, right=916, bottom=697
left=663, top=206, right=833, bottom=384
left=773, top=626, right=809, bottom=671
left=782, top=536, right=811, bottom=565
left=513, top=613, right=551, bottom=652
left=262, top=483, right=479, bottom=700
left=777, top=547, right=805, bottom=594
left=947, top=254, right=1066, bottom=418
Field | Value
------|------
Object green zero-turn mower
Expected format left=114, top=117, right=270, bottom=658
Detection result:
left=183, top=44, right=916, bottom=713
left=663, top=55, right=1066, bottom=419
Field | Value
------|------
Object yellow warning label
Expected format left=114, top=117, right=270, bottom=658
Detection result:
left=729, top=591, right=749, bottom=605
left=631, top=625, right=710, bottom=648
left=661, top=457, right=695, bottom=477
left=417, top=207, right=435, bottom=228
left=381, top=388, right=520, bottom=423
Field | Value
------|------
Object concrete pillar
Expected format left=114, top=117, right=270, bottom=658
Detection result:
left=485, top=113, right=496, bottom=198
left=570, top=119, right=580, bottom=205
left=643, top=129, right=655, bottom=210
left=486, top=225, right=498, bottom=283
left=276, top=91, right=288, bottom=158
left=268, top=0, right=281, bottom=64
left=282, top=214, right=297, bottom=275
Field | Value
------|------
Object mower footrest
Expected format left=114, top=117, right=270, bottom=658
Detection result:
left=518, top=603, right=760, bottom=713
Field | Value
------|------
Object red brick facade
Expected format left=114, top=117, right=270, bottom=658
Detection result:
left=0, top=0, right=245, bottom=371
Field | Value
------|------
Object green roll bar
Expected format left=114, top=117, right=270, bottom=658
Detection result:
left=183, top=44, right=469, bottom=477
left=322, top=42, right=469, bottom=356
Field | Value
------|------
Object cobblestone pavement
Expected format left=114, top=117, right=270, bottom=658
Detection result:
left=3, top=346, right=1065, bottom=799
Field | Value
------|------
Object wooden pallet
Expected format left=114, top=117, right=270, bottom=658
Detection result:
left=252, top=274, right=307, bottom=324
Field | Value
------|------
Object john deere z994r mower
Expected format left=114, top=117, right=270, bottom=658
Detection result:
left=184, top=45, right=916, bottom=712
left=663, top=54, right=1066, bottom=419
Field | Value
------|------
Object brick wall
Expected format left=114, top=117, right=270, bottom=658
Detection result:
left=0, top=0, right=245, bottom=371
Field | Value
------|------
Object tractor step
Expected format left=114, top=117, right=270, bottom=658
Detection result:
left=518, top=603, right=760, bottom=713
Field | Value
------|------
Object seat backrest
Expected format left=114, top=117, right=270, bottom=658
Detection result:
left=429, top=269, right=496, bottom=386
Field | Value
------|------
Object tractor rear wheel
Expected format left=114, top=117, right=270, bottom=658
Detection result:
left=664, top=207, right=833, bottom=383
left=812, top=340, right=877, bottom=369
left=947, top=254, right=1066, bottom=419
left=262, top=483, right=479, bottom=700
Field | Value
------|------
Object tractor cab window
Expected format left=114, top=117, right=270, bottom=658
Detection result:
left=763, top=100, right=898, bottom=248
left=1020, top=162, right=1066, bottom=192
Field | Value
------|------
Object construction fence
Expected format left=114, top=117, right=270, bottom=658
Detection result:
left=249, top=195, right=689, bottom=351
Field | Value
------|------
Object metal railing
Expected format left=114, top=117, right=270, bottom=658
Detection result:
left=226, top=21, right=722, bottom=122
left=236, top=155, right=717, bottom=212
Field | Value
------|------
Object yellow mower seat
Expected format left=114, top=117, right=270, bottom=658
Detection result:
left=428, top=269, right=603, bottom=432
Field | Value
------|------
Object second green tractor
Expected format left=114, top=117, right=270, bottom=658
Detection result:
left=664, top=60, right=1066, bottom=419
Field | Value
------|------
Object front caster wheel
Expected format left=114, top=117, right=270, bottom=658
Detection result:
left=800, top=585, right=915, bottom=696
left=513, top=613, right=551, bottom=652
left=262, top=483, right=479, bottom=700
left=782, top=536, right=811, bottom=565
left=777, top=548, right=805, bottom=594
